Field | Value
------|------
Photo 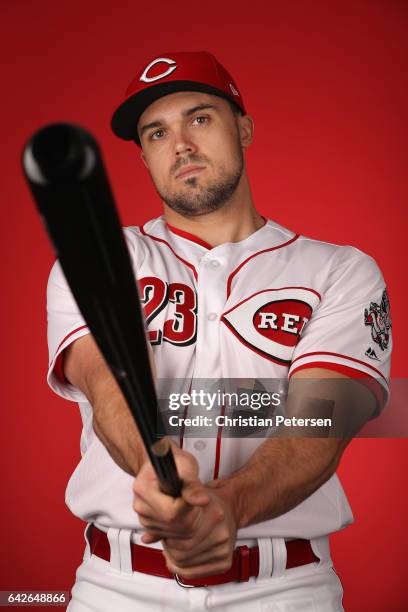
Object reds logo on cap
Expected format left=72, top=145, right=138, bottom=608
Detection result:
left=111, top=51, right=246, bottom=143
left=222, top=288, right=321, bottom=364
left=140, top=57, right=178, bottom=83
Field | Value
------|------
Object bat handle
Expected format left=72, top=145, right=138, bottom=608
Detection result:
left=151, top=437, right=183, bottom=497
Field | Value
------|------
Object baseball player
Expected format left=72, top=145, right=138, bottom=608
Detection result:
left=46, top=51, right=392, bottom=611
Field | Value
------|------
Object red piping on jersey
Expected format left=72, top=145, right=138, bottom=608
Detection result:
left=179, top=402, right=189, bottom=449
left=166, top=223, right=213, bottom=250
left=53, top=325, right=89, bottom=358
left=51, top=324, right=89, bottom=383
left=290, top=351, right=388, bottom=384
left=222, top=286, right=321, bottom=316
left=221, top=316, right=292, bottom=366
left=179, top=379, right=193, bottom=449
left=288, top=361, right=386, bottom=407
left=166, top=216, right=268, bottom=251
left=140, top=225, right=198, bottom=281
left=54, top=353, right=66, bottom=383
left=226, top=234, right=300, bottom=298
left=213, top=404, right=226, bottom=480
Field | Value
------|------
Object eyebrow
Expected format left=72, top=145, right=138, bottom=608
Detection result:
left=139, top=103, right=218, bottom=138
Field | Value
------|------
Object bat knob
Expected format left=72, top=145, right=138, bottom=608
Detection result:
left=22, top=123, right=97, bottom=185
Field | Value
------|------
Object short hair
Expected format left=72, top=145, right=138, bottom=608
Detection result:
left=227, top=99, right=244, bottom=117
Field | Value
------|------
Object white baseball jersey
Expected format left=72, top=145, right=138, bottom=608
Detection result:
left=47, top=216, right=392, bottom=540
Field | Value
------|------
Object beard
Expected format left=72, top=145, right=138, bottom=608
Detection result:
left=157, top=147, right=244, bottom=217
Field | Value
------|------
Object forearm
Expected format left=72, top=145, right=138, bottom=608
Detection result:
left=64, top=335, right=148, bottom=476
left=211, top=370, right=378, bottom=529
left=208, top=437, right=342, bottom=528
left=90, top=375, right=148, bottom=476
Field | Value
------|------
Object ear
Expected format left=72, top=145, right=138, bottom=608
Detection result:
left=140, top=150, right=148, bottom=168
left=238, top=114, right=254, bottom=148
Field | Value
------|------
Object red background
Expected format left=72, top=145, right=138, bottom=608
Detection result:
left=1, top=1, right=407, bottom=610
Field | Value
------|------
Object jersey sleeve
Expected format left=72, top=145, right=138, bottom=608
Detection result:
left=46, top=226, right=147, bottom=403
left=46, top=258, right=89, bottom=402
left=288, top=247, right=392, bottom=409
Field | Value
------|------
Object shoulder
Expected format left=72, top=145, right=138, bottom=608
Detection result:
left=122, top=225, right=144, bottom=254
left=262, top=219, right=356, bottom=262
left=122, top=217, right=165, bottom=246
left=47, top=259, right=66, bottom=292
left=47, top=217, right=163, bottom=290
left=294, top=232, right=384, bottom=283
left=304, top=243, right=385, bottom=308
left=121, top=217, right=166, bottom=266
left=294, top=231, right=365, bottom=261
left=264, top=219, right=385, bottom=293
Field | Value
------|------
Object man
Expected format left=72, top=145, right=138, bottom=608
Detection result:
left=46, top=51, right=392, bottom=611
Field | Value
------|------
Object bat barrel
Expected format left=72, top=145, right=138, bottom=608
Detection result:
left=23, top=124, right=121, bottom=293
left=22, top=122, right=182, bottom=497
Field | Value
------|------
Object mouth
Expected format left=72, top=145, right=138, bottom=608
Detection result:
left=175, top=165, right=206, bottom=180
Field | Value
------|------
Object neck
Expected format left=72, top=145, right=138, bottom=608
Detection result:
left=163, top=173, right=264, bottom=247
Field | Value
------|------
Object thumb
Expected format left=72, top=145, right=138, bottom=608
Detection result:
left=181, top=480, right=210, bottom=507
left=169, top=443, right=209, bottom=505
left=172, top=449, right=200, bottom=483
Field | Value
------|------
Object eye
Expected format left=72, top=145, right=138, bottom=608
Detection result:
left=151, top=129, right=166, bottom=140
left=192, top=115, right=209, bottom=126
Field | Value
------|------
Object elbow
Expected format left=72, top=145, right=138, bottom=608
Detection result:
left=92, top=413, right=103, bottom=442
left=326, top=437, right=350, bottom=478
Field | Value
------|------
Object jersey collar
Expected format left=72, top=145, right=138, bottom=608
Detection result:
left=165, top=216, right=268, bottom=251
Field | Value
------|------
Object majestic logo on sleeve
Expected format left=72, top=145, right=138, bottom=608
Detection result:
left=364, top=289, right=392, bottom=351
left=221, top=288, right=321, bottom=364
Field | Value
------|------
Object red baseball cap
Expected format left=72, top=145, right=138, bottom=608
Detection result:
left=111, top=51, right=246, bottom=145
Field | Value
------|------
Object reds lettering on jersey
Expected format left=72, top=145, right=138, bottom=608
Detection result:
left=46, top=216, right=391, bottom=539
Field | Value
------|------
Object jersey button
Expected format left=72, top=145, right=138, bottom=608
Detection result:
left=194, top=440, right=206, bottom=451
left=209, top=259, right=220, bottom=268
left=207, top=312, right=218, bottom=321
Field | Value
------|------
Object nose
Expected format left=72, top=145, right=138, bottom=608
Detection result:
left=174, top=128, right=197, bottom=157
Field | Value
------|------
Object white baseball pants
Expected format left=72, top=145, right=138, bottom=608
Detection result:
left=66, top=524, right=344, bottom=611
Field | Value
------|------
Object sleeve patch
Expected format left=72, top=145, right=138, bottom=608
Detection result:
left=364, top=289, right=392, bottom=354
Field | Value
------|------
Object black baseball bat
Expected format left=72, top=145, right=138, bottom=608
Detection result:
left=22, top=122, right=182, bottom=497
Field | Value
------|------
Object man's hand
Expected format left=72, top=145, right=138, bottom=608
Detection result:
left=133, top=445, right=238, bottom=579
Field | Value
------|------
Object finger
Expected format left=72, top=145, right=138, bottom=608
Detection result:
left=137, top=515, right=183, bottom=536
left=138, top=521, right=174, bottom=537
left=164, top=542, right=228, bottom=568
left=141, top=532, right=162, bottom=544
left=135, top=461, right=159, bottom=486
left=134, top=471, right=203, bottom=514
left=171, top=447, right=200, bottom=482
left=134, top=473, right=207, bottom=526
left=163, top=530, right=227, bottom=556
left=134, top=482, right=188, bottom=520
left=181, top=481, right=210, bottom=507
left=137, top=505, right=202, bottom=535
left=133, top=497, right=156, bottom=518
left=137, top=512, right=202, bottom=539
left=134, top=497, right=184, bottom=531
